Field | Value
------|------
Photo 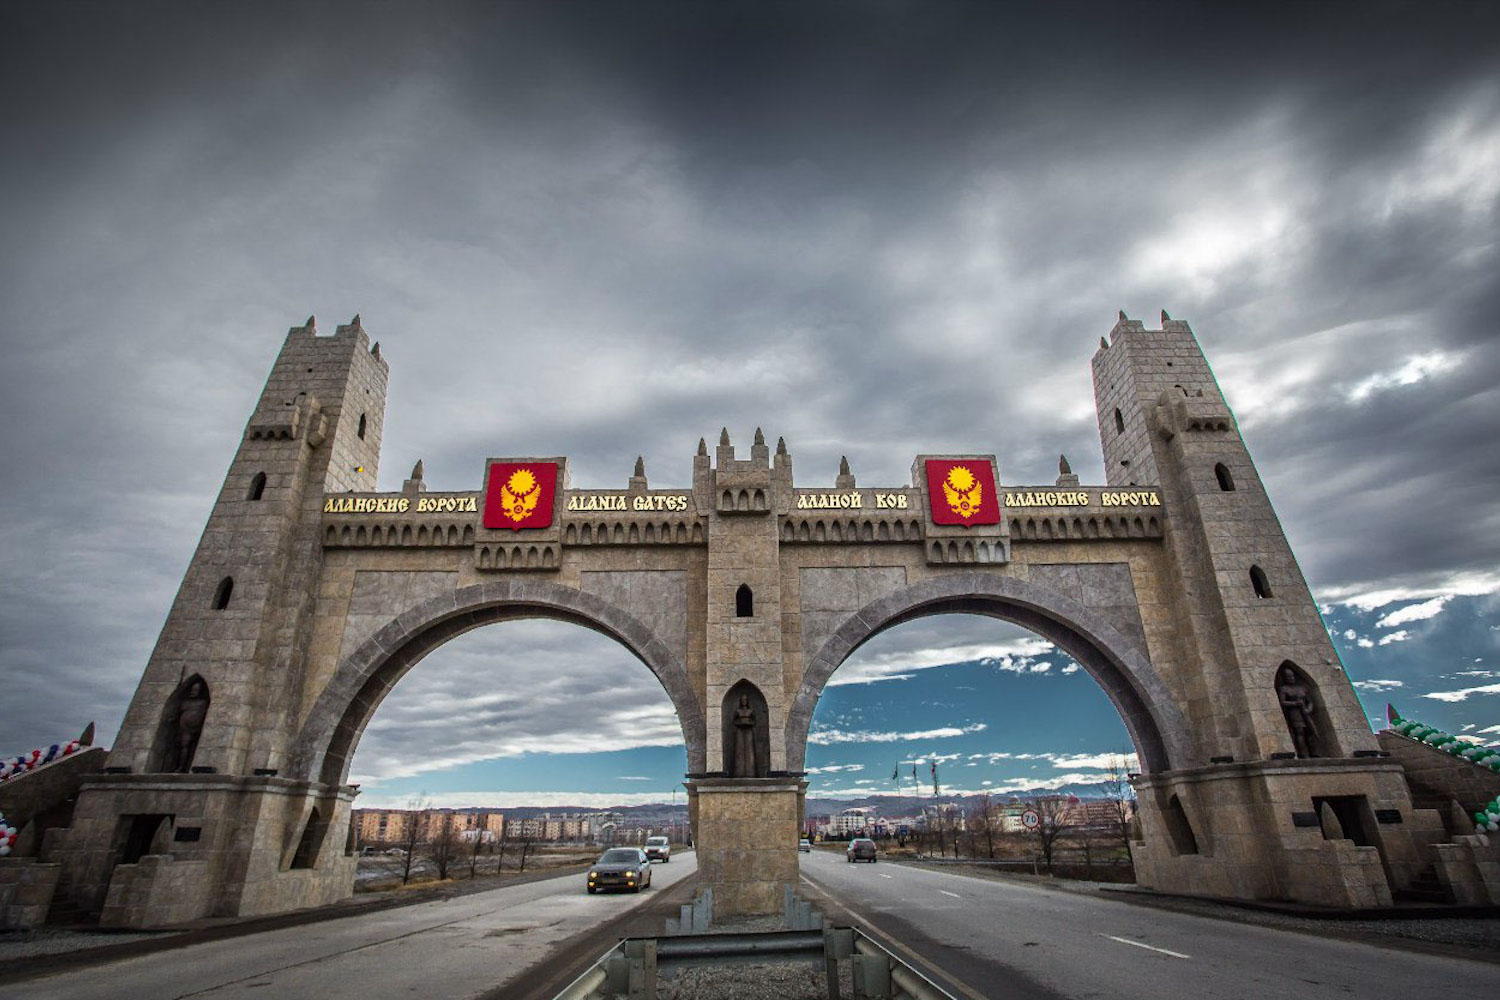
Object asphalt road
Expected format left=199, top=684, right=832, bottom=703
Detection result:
left=800, top=850, right=1493, bottom=999
left=11, top=853, right=695, bottom=1000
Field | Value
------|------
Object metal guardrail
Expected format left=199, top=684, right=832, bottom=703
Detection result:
left=550, top=888, right=958, bottom=1000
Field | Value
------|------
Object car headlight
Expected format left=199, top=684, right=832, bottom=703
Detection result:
left=589, top=871, right=598, bottom=879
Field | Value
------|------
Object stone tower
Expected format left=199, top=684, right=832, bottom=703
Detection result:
left=61, top=317, right=387, bottom=916
left=1093, top=313, right=1428, bottom=903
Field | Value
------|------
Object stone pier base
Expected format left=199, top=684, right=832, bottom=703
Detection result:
left=54, top=773, right=359, bottom=928
left=686, top=776, right=805, bottom=916
left=1132, top=758, right=1447, bottom=907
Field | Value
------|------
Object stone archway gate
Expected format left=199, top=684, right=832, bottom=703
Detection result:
left=51, top=312, right=1450, bottom=926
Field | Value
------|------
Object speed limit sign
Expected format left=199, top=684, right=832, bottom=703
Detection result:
left=1020, top=808, right=1040, bottom=831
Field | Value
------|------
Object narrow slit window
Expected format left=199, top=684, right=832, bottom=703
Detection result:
left=212, top=577, right=234, bottom=610
left=247, top=472, right=267, bottom=501
left=735, top=584, right=753, bottom=618
left=1250, top=565, right=1273, bottom=599
left=357, top=413, right=367, bottom=439
left=1113, top=408, right=1125, bottom=434
left=1215, top=463, right=1235, bottom=492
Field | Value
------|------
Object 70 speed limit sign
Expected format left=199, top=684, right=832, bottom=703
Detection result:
left=1020, top=808, right=1040, bottom=830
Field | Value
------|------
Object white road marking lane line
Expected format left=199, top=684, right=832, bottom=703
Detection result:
left=878, top=873, right=894, bottom=879
left=939, top=890, right=961, bottom=898
left=1098, top=934, right=1191, bottom=959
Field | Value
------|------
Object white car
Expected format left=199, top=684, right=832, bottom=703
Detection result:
left=644, top=836, right=671, bottom=862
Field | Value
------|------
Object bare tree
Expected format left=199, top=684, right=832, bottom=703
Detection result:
left=429, top=812, right=459, bottom=881
left=1028, top=795, right=1073, bottom=874
left=398, top=798, right=427, bottom=886
left=1102, top=752, right=1137, bottom=863
left=972, top=794, right=998, bottom=859
left=467, top=825, right=485, bottom=880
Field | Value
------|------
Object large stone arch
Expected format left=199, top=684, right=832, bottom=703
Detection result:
left=287, top=578, right=706, bottom=786
left=784, top=571, right=1191, bottom=774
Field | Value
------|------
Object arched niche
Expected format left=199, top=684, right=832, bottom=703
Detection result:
left=722, top=680, right=769, bottom=778
left=1275, top=661, right=1331, bottom=759
left=153, top=674, right=210, bottom=773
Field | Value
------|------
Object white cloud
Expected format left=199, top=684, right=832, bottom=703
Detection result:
left=808, top=723, right=987, bottom=745
left=828, top=636, right=1058, bottom=687
left=1320, top=571, right=1500, bottom=611
left=805, top=764, right=865, bottom=774
left=1374, top=596, right=1452, bottom=628
left=1046, top=752, right=1139, bottom=771
left=1346, top=351, right=1462, bottom=403
left=360, top=790, right=681, bottom=810
left=810, top=772, right=1131, bottom=799
left=1352, top=679, right=1404, bottom=692
left=1377, top=630, right=1411, bottom=646
left=1422, top=683, right=1500, bottom=703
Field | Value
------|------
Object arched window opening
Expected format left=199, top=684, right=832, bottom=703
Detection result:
left=722, top=680, right=769, bottom=778
left=1250, top=565, right=1273, bottom=599
left=1164, top=794, right=1200, bottom=855
left=247, top=471, right=267, bottom=501
left=1214, top=463, right=1235, bottom=492
left=357, top=413, right=367, bottom=439
left=290, top=807, right=322, bottom=869
left=212, top=577, right=234, bottom=610
left=1113, top=408, right=1125, bottom=434
left=735, top=584, right=753, bottom=618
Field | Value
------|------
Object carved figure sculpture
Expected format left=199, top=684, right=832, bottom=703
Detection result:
left=731, top=695, right=757, bottom=778
left=172, top=680, right=209, bottom=773
left=1277, top=666, right=1321, bottom=759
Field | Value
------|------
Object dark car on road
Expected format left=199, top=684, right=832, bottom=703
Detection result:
left=587, top=848, right=653, bottom=893
left=846, top=838, right=877, bottom=863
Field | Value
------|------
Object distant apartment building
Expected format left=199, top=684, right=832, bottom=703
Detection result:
left=503, top=811, right=625, bottom=842
left=833, top=807, right=874, bottom=836
left=352, top=808, right=505, bottom=846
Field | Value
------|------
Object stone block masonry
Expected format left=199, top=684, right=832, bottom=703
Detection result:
left=43, top=309, right=1485, bottom=927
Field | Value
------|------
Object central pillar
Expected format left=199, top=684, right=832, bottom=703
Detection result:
left=686, top=777, right=806, bottom=916
left=690, top=427, right=799, bottom=915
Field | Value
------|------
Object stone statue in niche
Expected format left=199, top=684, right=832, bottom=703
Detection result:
left=731, top=695, right=757, bottom=778
left=171, top=679, right=210, bottom=773
left=1276, top=666, right=1321, bottom=759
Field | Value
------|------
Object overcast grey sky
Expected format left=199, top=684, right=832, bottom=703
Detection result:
left=2, top=2, right=1497, bottom=787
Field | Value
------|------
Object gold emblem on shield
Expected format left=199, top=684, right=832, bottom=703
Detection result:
left=500, top=468, right=541, bottom=523
left=941, top=465, right=983, bottom=520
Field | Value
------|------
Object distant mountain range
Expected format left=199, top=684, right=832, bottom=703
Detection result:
left=491, top=783, right=1122, bottom=819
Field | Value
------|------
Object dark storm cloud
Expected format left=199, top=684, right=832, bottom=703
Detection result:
left=2, top=2, right=1498, bottom=767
